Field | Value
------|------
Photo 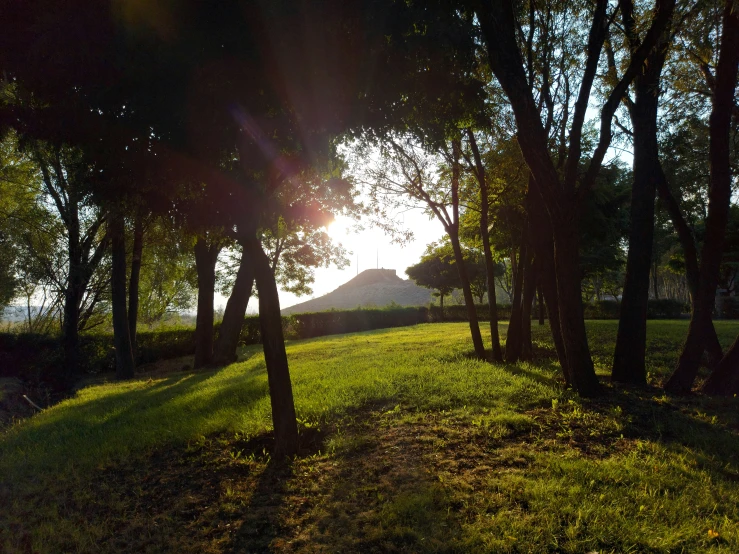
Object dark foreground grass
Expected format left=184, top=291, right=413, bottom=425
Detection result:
left=1, top=321, right=739, bottom=553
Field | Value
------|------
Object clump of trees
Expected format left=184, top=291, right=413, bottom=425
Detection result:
left=0, top=0, right=737, bottom=454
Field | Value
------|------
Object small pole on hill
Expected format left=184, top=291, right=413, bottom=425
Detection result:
left=376, top=247, right=378, bottom=269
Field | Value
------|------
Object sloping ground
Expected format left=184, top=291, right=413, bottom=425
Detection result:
left=2, top=321, right=739, bottom=553
left=282, top=268, right=431, bottom=314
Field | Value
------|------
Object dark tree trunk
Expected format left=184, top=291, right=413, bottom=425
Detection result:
left=505, top=240, right=526, bottom=363
left=194, top=237, right=222, bottom=368
left=656, top=166, right=724, bottom=367
left=449, top=233, right=486, bottom=360
left=612, top=59, right=664, bottom=385
left=520, top=246, right=536, bottom=361
left=665, top=0, right=739, bottom=394
left=702, top=333, right=739, bottom=395
left=467, top=129, right=503, bottom=362
left=537, top=283, right=545, bottom=325
left=61, top=189, right=84, bottom=379
left=127, top=214, right=144, bottom=358
left=553, top=220, right=600, bottom=396
left=111, top=212, right=135, bottom=380
left=244, top=237, right=299, bottom=457
left=528, top=188, right=569, bottom=382
left=62, top=238, right=83, bottom=379
left=213, top=246, right=255, bottom=366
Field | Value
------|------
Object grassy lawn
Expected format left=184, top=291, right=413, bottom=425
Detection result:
left=1, top=320, right=739, bottom=553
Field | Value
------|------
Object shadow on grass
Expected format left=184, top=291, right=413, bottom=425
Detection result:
left=227, top=418, right=462, bottom=553
left=569, top=382, right=739, bottom=471
left=0, top=363, right=273, bottom=479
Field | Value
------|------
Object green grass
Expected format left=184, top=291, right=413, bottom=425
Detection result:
left=1, top=321, right=739, bottom=553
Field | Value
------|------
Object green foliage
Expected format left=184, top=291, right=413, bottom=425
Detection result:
left=136, top=219, right=197, bottom=326
left=582, top=299, right=688, bottom=320
left=406, top=240, right=493, bottom=305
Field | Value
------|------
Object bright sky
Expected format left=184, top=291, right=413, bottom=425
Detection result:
left=216, top=209, right=445, bottom=314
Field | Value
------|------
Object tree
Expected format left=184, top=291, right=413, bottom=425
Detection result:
left=473, top=0, right=676, bottom=395
left=360, top=135, right=487, bottom=359
left=407, top=241, right=478, bottom=312
left=666, top=0, right=739, bottom=394
left=610, top=0, right=678, bottom=385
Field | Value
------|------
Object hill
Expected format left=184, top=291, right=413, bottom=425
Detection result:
left=281, top=268, right=431, bottom=314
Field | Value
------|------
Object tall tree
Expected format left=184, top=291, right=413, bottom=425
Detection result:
left=193, top=234, right=225, bottom=369
left=665, top=0, right=739, bottom=394
left=474, top=0, right=675, bottom=395
left=361, top=135, right=487, bottom=359
left=611, top=0, right=676, bottom=385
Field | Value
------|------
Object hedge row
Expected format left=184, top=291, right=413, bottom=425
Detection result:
left=0, top=299, right=699, bottom=379
left=426, top=299, right=688, bottom=322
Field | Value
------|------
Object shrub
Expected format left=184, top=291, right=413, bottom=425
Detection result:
left=582, top=299, right=687, bottom=320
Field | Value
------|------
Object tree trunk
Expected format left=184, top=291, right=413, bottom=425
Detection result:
left=656, top=165, right=724, bottom=367
left=553, top=220, right=600, bottom=396
left=111, top=211, right=135, bottom=380
left=244, top=237, right=299, bottom=457
left=213, top=245, right=255, bottom=366
left=62, top=242, right=83, bottom=379
left=537, top=283, right=545, bottom=325
left=702, top=333, right=739, bottom=395
left=194, top=237, right=222, bottom=368
left=127, top=214, right=144, bottom=359
left=612, top=65, right=663, bottom=385
left=528, top=188, right=569, bottom=382
left=665, top=0, right=739, bottom=394
left=520, top=246, right=536, bottom=361
left=62, top=192, right=83, bottom=379
left=449, top=233, right=486, bottom=360
left=467, top=129, right=503, bottom=362
left=506, top=239, right=526, bottom=363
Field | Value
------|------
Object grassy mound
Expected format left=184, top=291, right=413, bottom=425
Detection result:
left=1, top=321, right=738, bottom=553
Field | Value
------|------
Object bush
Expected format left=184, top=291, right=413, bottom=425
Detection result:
left=582, top=299, right=687, bottom=320
left=281, top=307, right=429, bottom=340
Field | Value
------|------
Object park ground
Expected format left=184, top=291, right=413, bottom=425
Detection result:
left=1, top=320, right=739, bottom=553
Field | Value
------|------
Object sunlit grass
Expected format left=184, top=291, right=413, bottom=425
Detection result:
left=1, top=320, right=738, bottom=553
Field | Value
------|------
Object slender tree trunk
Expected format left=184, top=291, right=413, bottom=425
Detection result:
left=111, top=211, right=135, bottom=380
left=506, top=238, right=526, bottom=363
left=537, top=283, right=545, bottom=325
left=62, top=196, right=83, bottom=379
left=194, top=237, right=221, bottom=368
left=612, top=25, right=670, bottom=385
left=213, top=245, right=255, bottom=366
left=520, top=246, right=536, bottom=361
left=449, top=233, right=486, bottom=359
left=63, top=249, right=83, bottom=379
left=244, top=237, right=299, bottom=457
left=127, top=214, right=144, bottom=359
left=528, top=188, right=568, bottom=382
left=665, top=0, right=739, bottom=394
left=467, top=129, right=503, bottom=362
left=656, top=166, right=724, bottom=367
